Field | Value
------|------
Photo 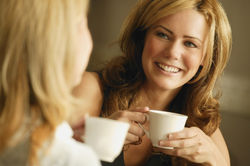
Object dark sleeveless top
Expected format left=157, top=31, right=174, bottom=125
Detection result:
left=101, top=151, right=172, bottom=166
left=97, top=71, right=173, bottom=166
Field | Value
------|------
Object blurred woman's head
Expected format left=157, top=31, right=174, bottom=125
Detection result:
left=0, top=0, right=91, bottom=164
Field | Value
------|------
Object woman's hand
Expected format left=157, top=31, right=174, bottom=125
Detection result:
left=108, top=107, right=149, bottom=145
left=154, top=127, right=227, bottom=166
left=72, top=117, right=86, bottom=142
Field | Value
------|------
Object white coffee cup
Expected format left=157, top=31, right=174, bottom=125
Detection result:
left=139, top=110, right=188, bottom=149
left=84, top=117, right=130, bottom=162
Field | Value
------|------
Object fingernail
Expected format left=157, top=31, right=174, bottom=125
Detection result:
left=159, top=141, right=163, bottom=146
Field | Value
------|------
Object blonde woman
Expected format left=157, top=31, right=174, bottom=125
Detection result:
left=0, top=0, right=100, bottom=165
left=74, top=0, right=232, bottom=165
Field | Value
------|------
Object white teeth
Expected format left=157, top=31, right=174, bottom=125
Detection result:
left=158, top=63, right=179, bottom=73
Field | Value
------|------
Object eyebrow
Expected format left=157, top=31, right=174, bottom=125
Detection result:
left=153, top=25, right=202, bottom=43
left=153, top=25, right=173, bottom=35
left=184, top=35, right=202, bottom=43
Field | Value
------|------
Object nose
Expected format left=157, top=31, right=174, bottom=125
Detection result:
left=164, top=41, right=182, bottom=60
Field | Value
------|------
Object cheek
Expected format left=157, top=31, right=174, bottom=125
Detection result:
left=146, top=37, right=162, bottom=54
left=142, top=38, right=162, bottom=65
left=78, top=28, right=93, bottom=70
left=142, top=40, right=153, bottom=70
left=73, top=26, right=93, bottom=86
left=184, top=53, right=203, bottom=74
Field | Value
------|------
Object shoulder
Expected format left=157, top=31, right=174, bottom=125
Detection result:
left=210, top=128, right=226, bottom=143
left=210, top=128, right=230, bottom=165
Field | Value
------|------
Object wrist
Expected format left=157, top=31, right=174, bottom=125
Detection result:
left=203, top=161, right=216, bottom=166
left=204, top=150, right=228, bottom=166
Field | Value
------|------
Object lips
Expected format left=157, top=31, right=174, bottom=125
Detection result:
left=156, top=62, right=180, bottom=73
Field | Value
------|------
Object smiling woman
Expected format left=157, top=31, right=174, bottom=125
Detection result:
left=73, top=0, right=232, bottom=165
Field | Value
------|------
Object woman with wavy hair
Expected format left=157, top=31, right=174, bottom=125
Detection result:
left=0, top=0, right=100, bottom=165
left=74, top=0, right=232, bottom=165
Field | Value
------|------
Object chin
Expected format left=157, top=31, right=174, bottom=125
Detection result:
left=154, top=80, right=183, bottom=91
left=71, top=76, right=81, bottom=89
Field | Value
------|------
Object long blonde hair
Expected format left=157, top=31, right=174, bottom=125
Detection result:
left=0, top=0, right=89, bottom=164
left=100, top=0, right=231, bottom=165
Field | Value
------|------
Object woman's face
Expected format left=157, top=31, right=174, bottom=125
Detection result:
left=142, top=9, right=208, bottom=91
left=73, top=16, right=93, bottom=87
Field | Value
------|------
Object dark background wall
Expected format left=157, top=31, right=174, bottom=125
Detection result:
left=87, top=1, right=250, bottom=165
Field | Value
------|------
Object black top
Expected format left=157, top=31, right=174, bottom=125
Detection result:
left=101, top=151, right=172, bottom=166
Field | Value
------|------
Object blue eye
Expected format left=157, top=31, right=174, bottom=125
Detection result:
left=184, top=41, right=197, bottom=48
left=156, top=32, right=169, bottom=40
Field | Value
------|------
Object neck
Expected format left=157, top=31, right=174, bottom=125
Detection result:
left=139, top=83, right=181, bottom=111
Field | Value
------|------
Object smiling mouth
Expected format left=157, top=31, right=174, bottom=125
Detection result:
left=156, top=62, right=180, bottom=73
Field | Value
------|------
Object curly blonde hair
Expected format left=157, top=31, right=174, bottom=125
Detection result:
left=0, top=0, right=89, bottom=165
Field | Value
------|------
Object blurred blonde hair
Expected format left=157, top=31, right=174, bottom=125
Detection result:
left=0, top=0, right=89, bottom=164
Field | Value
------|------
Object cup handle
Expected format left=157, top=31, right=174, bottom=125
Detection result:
left=138, top=114, right=149, bottom=138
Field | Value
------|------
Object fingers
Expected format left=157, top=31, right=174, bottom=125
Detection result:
left=155, top=127, right=214, bottom=164
left=130, top=106, right=150, bottom=113
left=159, top=136, right=200, bottom=149
left=72, top=131, right=84, bottom=142
left=158, top=127, right=201, bottom=149
left=109, top=107, right=149, bottom=124
left=125, top=133, right=140, bottom=144
left=124, top=111, right=147, bottom=124
left=155, top=145, right=206, bottom=163
left=167, top=127, right=200, bottom=140
left=124, top=122, right=145, bottom=144
left=110, top=111, right=146, bottom=124
left=72, top=128, right=85, bottom=142
left=129, top=122, right=145, bottom=137
left=71, top=117, right=85, bottom=142
left=108, top=107, right=149, bottom=145
left=153, top=145, right=197, bottom=157
left=124, top=106, right=149, bottom=124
